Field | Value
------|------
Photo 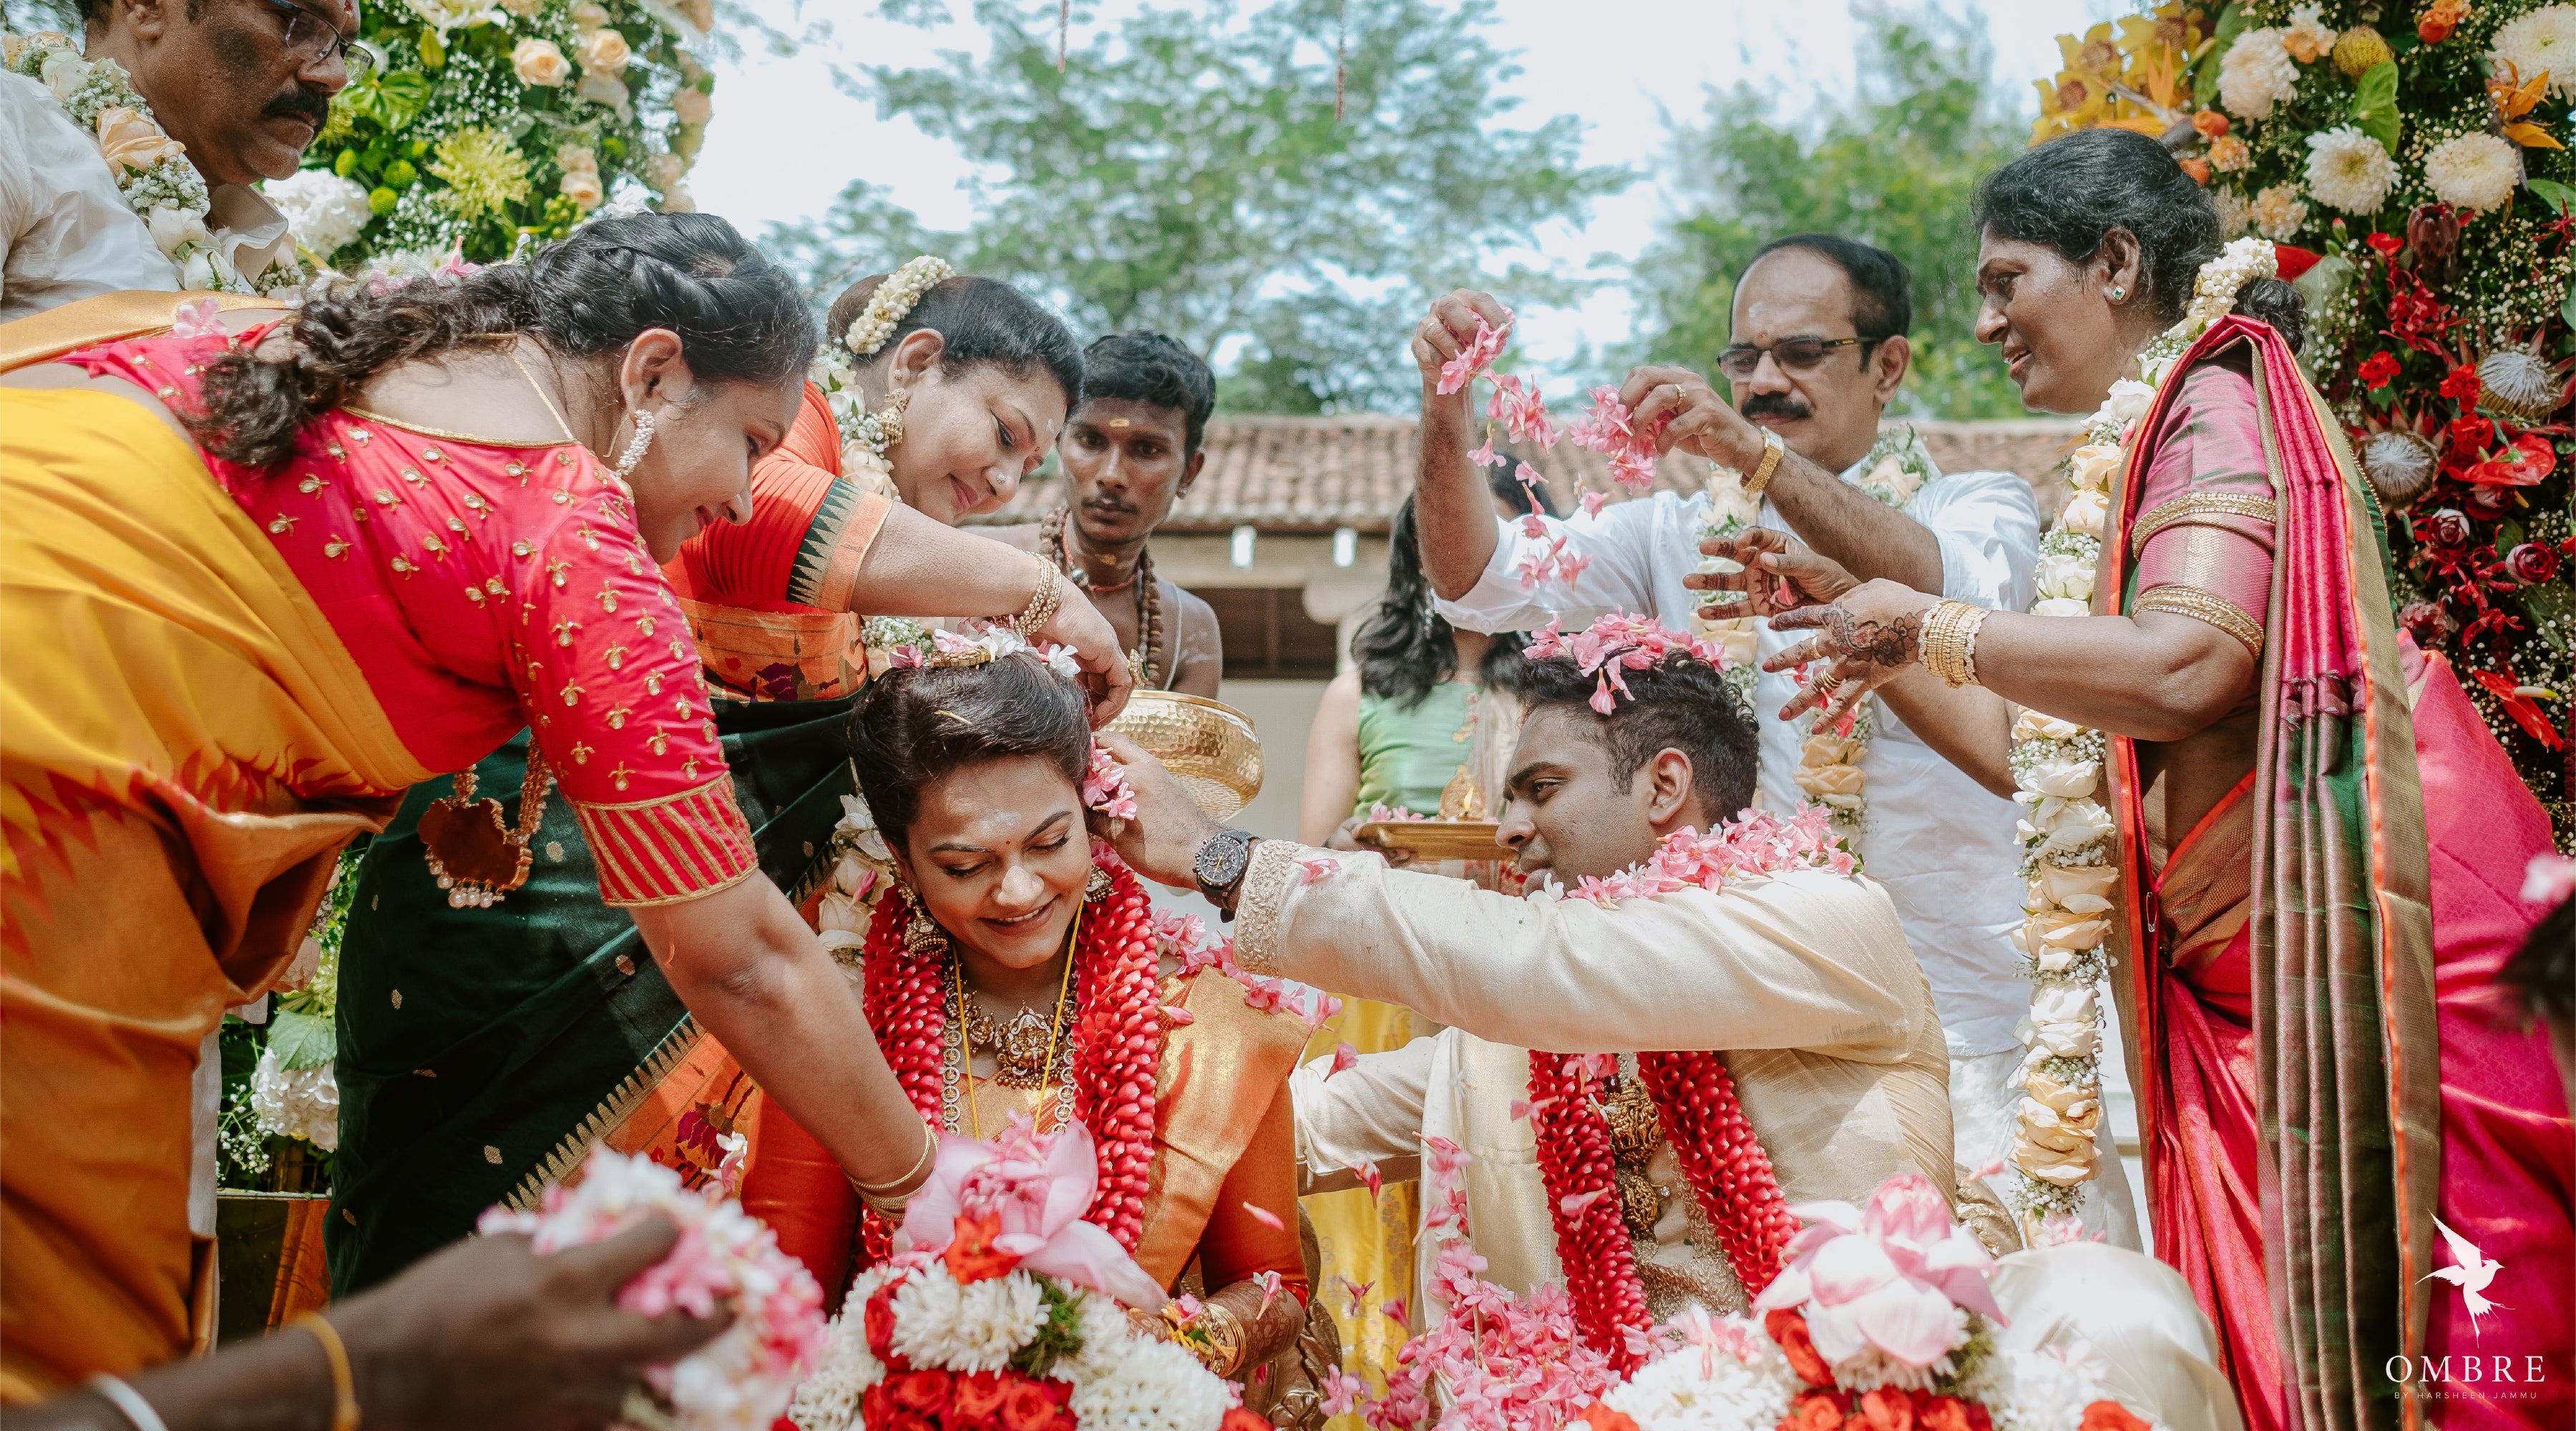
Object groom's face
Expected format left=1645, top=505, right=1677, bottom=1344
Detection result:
left=1496, top=707, right=1671, bottom=887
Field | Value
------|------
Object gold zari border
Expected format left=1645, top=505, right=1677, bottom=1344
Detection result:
left=2129, top=492, right=2278, bottom=555
left=2134, top=583, right=2264, bottom=656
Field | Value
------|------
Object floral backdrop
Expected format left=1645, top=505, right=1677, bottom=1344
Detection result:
left=264, top=0, right=715, bottom=274
left=2036, top=0, right=2575, bottom=846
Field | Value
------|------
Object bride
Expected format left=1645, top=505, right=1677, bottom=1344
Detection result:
left=743, top=633, right=1329, bottom=1417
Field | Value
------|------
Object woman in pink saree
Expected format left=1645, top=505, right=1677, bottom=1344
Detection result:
left=1709, top=130, right=2571, bottom=1431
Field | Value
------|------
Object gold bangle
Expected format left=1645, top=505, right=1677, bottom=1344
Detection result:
left=852, top=1118, right=938, bottom=1201
left=291, top=1312, right=361, bottom=1431
left=1015, top=552, right=1063, bottom=638
left=1742, top=427, right=1786, bottom=498
left=1171, top=1300, right=1247, bottom=1377
left=1920, top=600, right=1987, bottom=688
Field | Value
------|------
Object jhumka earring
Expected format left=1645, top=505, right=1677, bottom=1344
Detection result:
left=871, top=387, right=911, bottom=449
left=614, top=408, right=657, bottom=479
left=1085, top=866, right=1111, bottom=903
left=904, top=899, right=950, bottom=959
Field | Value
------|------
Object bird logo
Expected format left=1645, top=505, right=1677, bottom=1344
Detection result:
left=2421, top=1215, right=2509, bottom=1337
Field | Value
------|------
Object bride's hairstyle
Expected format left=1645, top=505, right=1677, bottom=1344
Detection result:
left=1515, top=647, right=1760, bottom=823
left=826, top=272, right=1084, bottom=411
left=195, top=212, right=816, bottom=468
left=846, top=653, right=1091, bottom=849
left=1973, top=127, right=2307, bottom=353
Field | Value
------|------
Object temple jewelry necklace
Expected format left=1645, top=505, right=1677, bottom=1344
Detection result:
left=1043, top=505, right=1163, bottom=688
left=946, top=901, right=1083, bottom=1139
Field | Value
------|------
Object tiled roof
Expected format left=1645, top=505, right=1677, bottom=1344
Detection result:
left=967, top=413, right=2085, bottom=534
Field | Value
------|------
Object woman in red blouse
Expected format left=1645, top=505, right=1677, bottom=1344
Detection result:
left=0, top=213, right=1059, bottom=1399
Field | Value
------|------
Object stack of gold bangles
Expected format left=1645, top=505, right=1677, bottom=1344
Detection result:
left=1015, top=551, right=1063, bottom=640
left=1165, top=1300, right=1247, bottom=1377
left=1921, top=600, right=1990, bottom=688
left=852, top=1120, right=939, bottom=1220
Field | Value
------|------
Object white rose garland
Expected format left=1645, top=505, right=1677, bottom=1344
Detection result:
left=2005, top=236, right=2275, bottom=1232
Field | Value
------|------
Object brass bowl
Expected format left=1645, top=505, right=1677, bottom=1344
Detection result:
left=1108, top=691, right=1264, bottom=821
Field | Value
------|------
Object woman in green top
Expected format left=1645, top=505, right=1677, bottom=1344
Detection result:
left=1299, top=474, right=1535, bottom=850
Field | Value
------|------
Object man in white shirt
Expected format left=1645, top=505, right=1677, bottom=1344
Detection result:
left=1408, top=238, right=2135, bottom=1245
left=0, top=0, right=359, bottom=320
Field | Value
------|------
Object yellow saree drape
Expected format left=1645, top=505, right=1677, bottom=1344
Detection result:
left=0, top=386, right=425, bottom=1397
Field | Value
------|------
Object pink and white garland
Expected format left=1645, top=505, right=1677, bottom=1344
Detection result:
left=479, top=1147, right=828, bottom=1431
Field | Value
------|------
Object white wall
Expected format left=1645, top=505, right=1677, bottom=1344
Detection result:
left=1214, top=678, right=1332, bottom=842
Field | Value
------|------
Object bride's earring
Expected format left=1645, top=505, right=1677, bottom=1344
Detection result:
left=614, top=408, right=657, bottom=479
left=1085, top=866, right=1110, bottom=903
left=904, top=899, right=949, bottom=959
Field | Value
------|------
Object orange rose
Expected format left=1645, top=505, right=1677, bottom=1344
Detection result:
left=1859, top=1387, right=1915, bottom=1431
left=1917, top=1397, right=1979, bottom=1431
left=2079, top=1403, right=2151, bottom=1431
left=1576, top=1405, right=1641, bottom=1431
left=2192, top=109, right=2229, bottom=139
left=94, top=104, right=182, bottom=172
left=1766, top=1309, right=1836, bottom=1388
left=1780, top=1392, right=1853, bottom=1431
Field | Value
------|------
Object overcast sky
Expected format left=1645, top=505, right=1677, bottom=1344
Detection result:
left=688, top=0, right=2126, bottom=373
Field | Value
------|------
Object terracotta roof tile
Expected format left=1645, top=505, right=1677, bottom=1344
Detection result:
left=969, top=414, right=2084, bottom=533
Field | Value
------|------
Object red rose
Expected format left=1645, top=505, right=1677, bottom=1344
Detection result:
left=864, top=1287, right=902, bottom=1362
left=1916, top=1397, right=1979, bottom=1431
left=997, top=1379, right=1060, bottom=1431
left=1780, top=1391, right=1853, bottom=1431
left=2358, top=351, right=2401, bottom=390
left=884, top=1416, right=937, bottom=1431
left=2419, top=3, right=2462, bottom=44
left=1576, top=1405, right=1641, bottom=1431
left=2079, top=1402, right=2152, bottom=1431
left=862, top=1382, right=894, bottom=1426
left=2398, top=601, right=2456, bottom=643
left=2508, top=543, right=2562, bottom=585
left=2446, top=415, right=2497, bottom=457
left=1765, top=1309, right=1836, bottom=1388
left=2178, top=156, right=2211, bottom=185
left=944, top=1211, right=1025, bottom=1285
left=2364, top=231, right=2402, bottom=257
left=2441, top=366, right=2482, bottom=401
left=1220, top=1410, right=1277, bottom=1431
left=889, top=1369, right=954, bottom=1412
left=951, top=1370, right=1010, bottom=1422
left=2419, top=508, right=2474, bottom=550
left=1859, top=1387, right=1916, bottom=1430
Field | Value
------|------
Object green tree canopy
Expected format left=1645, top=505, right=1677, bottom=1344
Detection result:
left=763, top=0, right=1626, bottom=413
left=1630, top=4, right=2029, bottom=419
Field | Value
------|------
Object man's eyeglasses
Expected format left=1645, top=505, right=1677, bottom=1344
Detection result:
left=1716, top=336, right=1877, bottom=380
left=258, top=0, right=376, bottom=79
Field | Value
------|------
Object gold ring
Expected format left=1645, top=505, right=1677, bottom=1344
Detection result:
left=1814, top=673, right=1843, bottom=693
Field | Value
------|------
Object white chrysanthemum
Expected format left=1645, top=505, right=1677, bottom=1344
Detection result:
left=1059, top=1289, right=1139, bottom=1382
left=2218, top=27, right=2299, bottom=119
left=2491, top=5, right=2576, bottom=101
left=2303, top=126, right=2397, bottom=213
left=2283, top=4, right=2336, bottom=62
left=265, top=169, right=373, bottom=263
left=250, top=1048, right=340, bottom=1150
left=2210, top=186, right=2252, bottom=238
left=2251, top=183, right=2310, bottom=240
left=2424, top=132, right=2522, bottom=213
left=953, top=1273, right=1048, bottom=1369
left=1963, top=1345, right=2159, bottom=1431
left=1601, top=1339, right=1800, bottom=1431
left=1067, top=1335, right=1232, bottom=1431
left=787, top=1271, right=893, bottom=1431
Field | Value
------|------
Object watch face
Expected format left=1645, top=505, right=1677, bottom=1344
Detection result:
left=1196, top=831, right=1249, bottom=888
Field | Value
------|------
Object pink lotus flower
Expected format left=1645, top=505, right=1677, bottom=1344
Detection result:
left=1751, top=1171, right=2005, bottom=1369
left=895, top=1117, right=1166, bottom=1309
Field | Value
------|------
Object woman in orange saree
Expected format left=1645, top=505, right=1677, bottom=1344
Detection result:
left=1724, top=130, right=2572, bottom=1431
left=0, top=213, right=983, bottom=1397
left=741, top=646, right=1317, bottom=1413
left=323, top=263, right=1133, bottom=1296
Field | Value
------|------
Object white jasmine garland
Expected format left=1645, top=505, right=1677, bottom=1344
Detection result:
left=1067, top=1335, right=1234, bottom=1431
left=2424, top=131, right=2523, bottom=213
left=2490, top=5, right=2576, bottom=102
left=2303, top=125, right=2399, bottom=215
left=2217, top=26, right=2299, bottom=121
left=1600, top=1330, right=1800, bottom=1430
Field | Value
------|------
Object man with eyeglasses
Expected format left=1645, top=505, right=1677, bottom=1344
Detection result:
left=1405, top=236, right=2135, bottom=1247
left=1, top=0, right=362, bottom=321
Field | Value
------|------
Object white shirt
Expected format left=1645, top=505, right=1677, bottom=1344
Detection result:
left=1433, top=446, right=2041, bottom=1055
left=1, top=70, right=293, bottom=322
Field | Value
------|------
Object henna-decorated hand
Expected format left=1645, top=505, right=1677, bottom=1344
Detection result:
left=1762, top=580, right=1940, bottom=727
left=1682, top=527, right=1860, bottom=620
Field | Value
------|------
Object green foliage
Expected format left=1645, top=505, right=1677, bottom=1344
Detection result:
left=1626, top=4, right=2031, bottom=420
left=766, top=0, right=1626, bottom=413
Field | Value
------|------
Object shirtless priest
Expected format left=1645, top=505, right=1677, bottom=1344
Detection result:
left=1096, top=612, right=1963, bottom=1329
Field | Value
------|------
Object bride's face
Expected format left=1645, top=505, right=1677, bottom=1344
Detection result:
left=894, top=755, right=1093, bottom=976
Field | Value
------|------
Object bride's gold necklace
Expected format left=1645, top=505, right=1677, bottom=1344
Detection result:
left=943, top=901, right=1085, bottom=1139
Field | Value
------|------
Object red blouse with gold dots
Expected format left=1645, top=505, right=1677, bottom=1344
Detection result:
left=67, top=333, right=756, bottom=907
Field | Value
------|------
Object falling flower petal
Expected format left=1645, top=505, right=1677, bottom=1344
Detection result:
left=1161, top=1005, right=1194, bottom=1025
left=1357, top=1159, right=1384, bottom=1199
left=1559, top=1188, right=1611, bottom=1215
left=1330, top=1041, right=1360, bottom=1075
left=1242, top=1201, right=1286, bottom=1231
left=1300, top=858, right=1337, bottom=884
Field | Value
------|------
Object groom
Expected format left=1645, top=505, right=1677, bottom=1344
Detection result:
left=1099, top=615, right=1962, bottom=1325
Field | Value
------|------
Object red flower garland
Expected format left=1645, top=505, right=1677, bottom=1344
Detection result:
left=1528, top=1049, right=1792, bottom=1372
left=857, top=855, right=1162, bottom=1258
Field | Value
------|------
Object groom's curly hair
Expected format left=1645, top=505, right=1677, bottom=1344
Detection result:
left=1515, top=649, right=1760, bottom=824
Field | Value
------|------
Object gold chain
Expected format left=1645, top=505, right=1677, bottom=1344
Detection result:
left=948, top=899, right=1085, bottom=1140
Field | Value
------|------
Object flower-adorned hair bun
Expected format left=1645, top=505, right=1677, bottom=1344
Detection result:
left=842, top=254, right=954, bottom=358
left=882, top=620, right=1082, bottom=681
left=1525, top=611, right=1734, bottom=715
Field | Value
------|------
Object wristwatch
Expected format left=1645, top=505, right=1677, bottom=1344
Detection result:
left=1193, top=828, right=1258, bottom=919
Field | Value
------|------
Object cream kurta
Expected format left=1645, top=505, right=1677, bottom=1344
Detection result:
left=1241, top=840, right=1953, bottom=1319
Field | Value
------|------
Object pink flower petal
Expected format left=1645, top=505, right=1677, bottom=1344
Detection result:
left=1161, top=1004, right=1194, bottom=1025
left=1558, top=1188, right=1610, bottom=1215
left=1242, top=1200, right=1286, bottom=1231
left=1300, top=858, right=1337, bottom=884
left=1357, top=1158, right=1384, bottom=1199
left=1330, top=1040, right=1360, bottom=1075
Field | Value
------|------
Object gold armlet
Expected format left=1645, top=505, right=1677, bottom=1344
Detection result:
left=1920, top=600, right=1990, bottom=688
left=1742, top=427, right=1786, bottom=498
left=2129, top=492, right=2278, bottom=556
left=2132, top=585, right=2263, bottom=656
